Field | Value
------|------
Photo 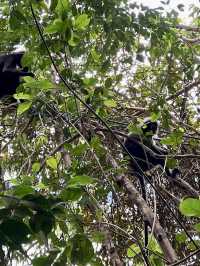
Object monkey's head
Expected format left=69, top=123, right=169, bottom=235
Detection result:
left=141, top=118, right=159, bottom=136
left=168, top=168, right=181, bottom=178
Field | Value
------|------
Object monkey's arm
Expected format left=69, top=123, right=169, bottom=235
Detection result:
left=4, top=69, right=34, bottom=77
left=151, top=143, right=168, bottom=155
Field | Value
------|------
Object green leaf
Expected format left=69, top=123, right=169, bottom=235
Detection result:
left=22, top=194, right=51, bottom=209
left=59, top=221, right=68, bottom=234
left=12, top=185, right=35, bottom=197
left=148, top=236, right=162, bottom=253
left=17, top=101, right=32, bottom=116
left=194, top=223, right=200, bottom=232
left=127, top=243, right=141, bottom=258
left=60, top=187, right=83, bottom=201
left=32, top=162, right=41, bottom=173
left=91, top=231, right=105, bottom=243
left=66, top=96, right=77, bottom=112
left=68, top=33, right=80, bottom=46
left=50, top=0, right=58, bottom=11
left=70, top=234, right=94, bottom=264
left=105, top=78, right=113, bottom=88
left=32, top=250, right=61, bottom=266
left=175, top=232, right=187, bottom=244
left=14, top=93, right=33, bottom=100
left=46, top=157, right=58, bottom=170
left=150, top=112, right=161, bottom=121
left=104, top=99, right=117, bottom=108
left=44, top=19, right=66, bottom=34
left=73, top=143, right=87, bottom=156
left=83, top=77, right=97, bottom=86
left=128, top=123, right=143, bottom=135
left=56, top=0, right=70, bottom=18
left=166, top=158, right=177, bottom=168
left=74, top=14, right=90, bottom=30
left=68, top=175, right=95, bottom=188
left=161, top=129, right=184, bottom=147
left=24, top=79, right=54, bottom=90
left=34, top=183, right=48, bottom=190
left=0, top=219, right=31, bottom=249
left=179, top=198, right=200, bottom=217
left=91, top=49, right=100, bottom=62
left=9, top=9, right=27, bottom=30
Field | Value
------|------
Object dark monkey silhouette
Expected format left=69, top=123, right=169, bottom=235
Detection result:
left=0, top=52, right=34, bottom=99
left=124, top=118, right=180, bottom=249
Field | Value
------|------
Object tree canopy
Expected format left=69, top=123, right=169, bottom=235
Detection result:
left=0, top=0, right=200, bottom=265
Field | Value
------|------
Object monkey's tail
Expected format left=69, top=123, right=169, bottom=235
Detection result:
left=137, top=173, right=149, bottom=252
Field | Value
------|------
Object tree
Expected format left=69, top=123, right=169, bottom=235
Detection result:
left=0, top=0, right=199, bottom=265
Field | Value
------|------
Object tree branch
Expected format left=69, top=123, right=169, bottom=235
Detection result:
left=107, top=155, right=177, bottom=264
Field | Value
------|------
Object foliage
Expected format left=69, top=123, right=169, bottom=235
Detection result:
left=0, top=0, right=200, bottom=265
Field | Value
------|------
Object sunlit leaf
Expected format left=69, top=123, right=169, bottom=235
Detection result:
left=14, top=93, right=33, bottom=100
left=127, top=243, right=141, bottom=258
left=32, top=162, right=41, bottom=173
left=17, top=101, right=32, bottom=116
left=83, top=77, right=97, bottom=86
left=24, top=79, right=54, bottom=90
left=68, top=33, right=80, bottom=46
left=104, top=99, right=117, bottom=108
left=46, top=157, right=58, bottom=170
left=68, top=175, right=95, bottom=188
left=161, top=129, right=184, bottom=147
left=44, top=19, right=66, bottom=34
left=74, top=14, right=90, bottom=30
left=179, top=198, right=200, bottom=217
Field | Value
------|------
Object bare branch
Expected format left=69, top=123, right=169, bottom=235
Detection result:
left=175, top=24, right=200, bottom=33
left=167, top=80, right=200, bottom=101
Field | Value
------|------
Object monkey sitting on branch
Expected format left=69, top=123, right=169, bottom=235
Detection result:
left=124, top=118, right=180, bottom=249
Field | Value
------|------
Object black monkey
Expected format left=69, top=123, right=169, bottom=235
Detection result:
left=0, top=52, right=24, bottom=72
left=0, top=52, right=34, bottom=99
left=124, top=118, right=179, bottom=178
left=124, top=118, right=180, bottom=249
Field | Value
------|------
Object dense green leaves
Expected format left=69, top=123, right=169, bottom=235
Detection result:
left=0, top=219, right=30, bottom=249
left=70, top=234, right=94, bottom=265
left=29, top=211, right=55, bottom=235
